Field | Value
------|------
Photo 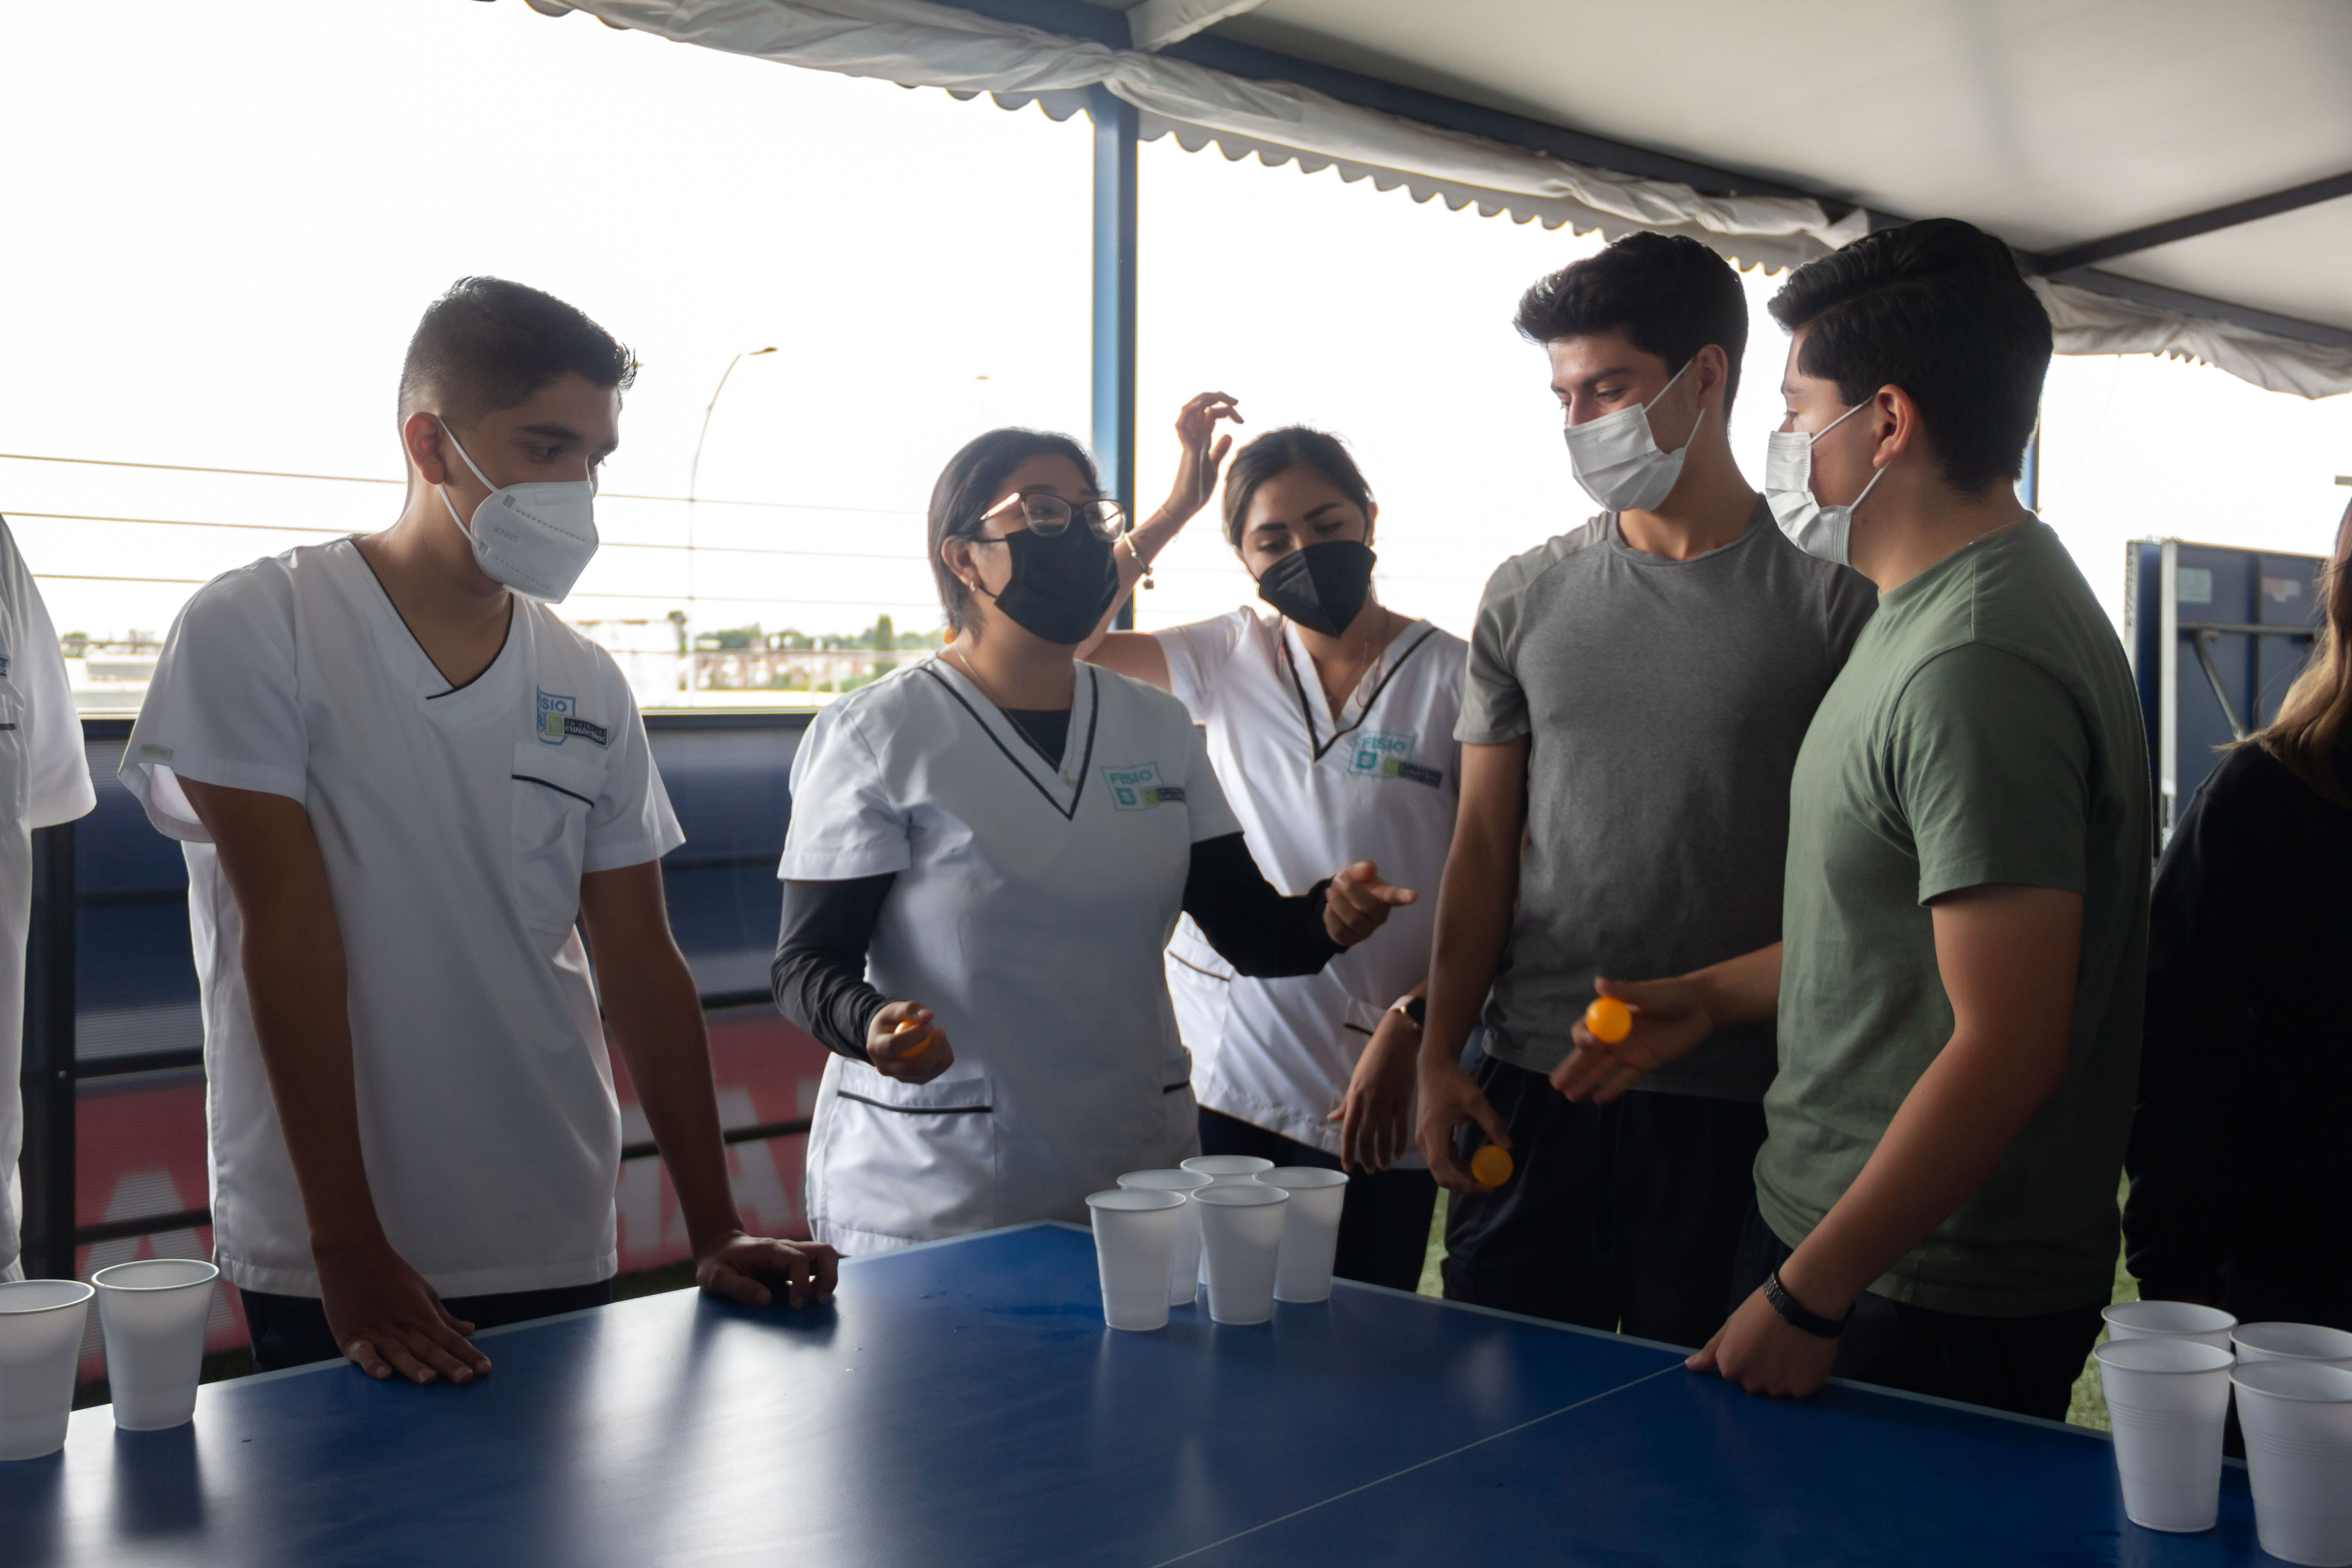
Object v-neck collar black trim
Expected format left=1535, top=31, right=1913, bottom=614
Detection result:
left=921, top=661, right=1100, bottom=822
left=1280, top=623, right=1441, bottom=763
left=347, top=537, right=515, bottom=699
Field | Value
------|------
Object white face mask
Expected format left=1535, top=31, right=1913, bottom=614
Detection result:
left=1560, top=357, right=1705, bottom=514
left=1764, top=401, right=1885, bottom=569
left=436, top=421, right=599, bottom=603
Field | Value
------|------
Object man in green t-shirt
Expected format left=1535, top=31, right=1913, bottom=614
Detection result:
left=1554, top=218, right=2152, bottom=1421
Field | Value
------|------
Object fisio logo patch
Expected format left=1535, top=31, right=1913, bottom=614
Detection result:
left=536, top=690, right=609, bottom=747
left=1349, top=730, right=1440, bottom=787
left=1102, top=760, right=1184, bottom=811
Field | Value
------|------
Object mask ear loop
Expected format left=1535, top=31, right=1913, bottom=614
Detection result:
left=433, top=418, right=500, bottom=542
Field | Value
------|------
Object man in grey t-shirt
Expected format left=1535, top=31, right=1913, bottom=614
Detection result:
left=1414, top=234, right=1872, bottom=1348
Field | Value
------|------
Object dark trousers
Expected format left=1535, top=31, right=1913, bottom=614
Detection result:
left=1197, top=1107, right=1439, bottom=1293
left=1730, top=1201, right=2105, bottom=1422
left=1441, top=1057, right=1766, bottom=1351
left=239, top=1280, right=615, bottom=1373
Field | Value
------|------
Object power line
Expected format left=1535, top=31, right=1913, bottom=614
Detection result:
left=0, top=452, right=921, bottom=515
left=5, top=510, right=939, bottom=564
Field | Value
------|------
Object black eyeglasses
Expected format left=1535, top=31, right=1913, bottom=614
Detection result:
left=971, top=492, right=1128, bottom=541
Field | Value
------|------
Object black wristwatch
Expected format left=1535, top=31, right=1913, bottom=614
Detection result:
left=1762, top=1267, right=1850, bottom=1338
left=1397, top=995, right=1427, bottom=1029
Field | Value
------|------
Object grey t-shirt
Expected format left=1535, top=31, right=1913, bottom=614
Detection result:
left=1456, top=500, right=1876, bottom=1098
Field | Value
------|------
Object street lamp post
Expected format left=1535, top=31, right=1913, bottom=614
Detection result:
left=682, top=346, right=776, bottom=692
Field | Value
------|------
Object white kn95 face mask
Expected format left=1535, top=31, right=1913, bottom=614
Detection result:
left=1764, top=401, right=1885, bottom=569
left=1560, top=357, right=1705, bottom=515
left=436, top=421, right=600, bottom=603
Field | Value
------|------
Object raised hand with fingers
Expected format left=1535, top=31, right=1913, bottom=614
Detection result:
left=1161, top=391, right=1244, bottom=525
left=1321, top=860, right=1416, bottom=946
left=317, top=1236, right=494, bottom=1386
left=868, top=1000, right=953, bottom=1084
left=1549, top=975, right=1715, bottom=1104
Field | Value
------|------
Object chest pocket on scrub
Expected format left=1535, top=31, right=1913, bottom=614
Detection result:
left=510, top=741, right=606, bottom=951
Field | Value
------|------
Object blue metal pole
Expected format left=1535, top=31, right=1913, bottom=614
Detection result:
left=1090, top=85, right=1139, bottom=630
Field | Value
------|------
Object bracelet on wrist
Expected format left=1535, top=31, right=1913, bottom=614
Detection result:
left=1119, top=531, right=1154, bottom=589
left=1762, top=1267, right=1851, bottom=1338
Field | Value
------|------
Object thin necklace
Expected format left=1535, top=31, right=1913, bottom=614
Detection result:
left=948, top=643, right=1077, bottom=784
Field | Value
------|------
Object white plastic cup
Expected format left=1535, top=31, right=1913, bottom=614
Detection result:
left=2231, top=1359, right=2352, bottom=1567
left=1180, top=1155, right=1272, bottom=1185
left=1180, top=1157, right=1273, bottom=1287
left=1263, top=1167, right=1348, bottom=1304
left=1117, top=1170, right=1213, bottom=1306
left=93, top=1259, right=220, bottom=1431
left=1086, top=1190, right=1184, bottom=1332
left=1194, top=1183, right=1288, bottom=1326
left=2094, top=1337, right=2235, bottom=1533
left=0, top=1279, right=96, bottom=1460
left=2232, top=1322, right=2352, bottom=1372
left=2102, top=1299, right=2237, bottom=1353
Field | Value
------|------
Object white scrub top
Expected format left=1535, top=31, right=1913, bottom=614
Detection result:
left=0, top=518, right=97, bottom=1280
left=782, top=657, right=1242, bottom=1254
left=121, top=539, right=682, bottom=1298
left=1155, top=608, right=1464, bottom=1158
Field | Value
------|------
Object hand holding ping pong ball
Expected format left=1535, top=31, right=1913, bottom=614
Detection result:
left=1470, top=1145, right=1513, bottom=1187
left=893, top=1018, right=936, bottom=1060
left=1584, top=996, right=1632, bottom=1045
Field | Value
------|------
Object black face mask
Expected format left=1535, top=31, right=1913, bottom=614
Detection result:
left=1255, top=539, right=1376, bottom=637
left=975, top=526, right=1120, bottom=645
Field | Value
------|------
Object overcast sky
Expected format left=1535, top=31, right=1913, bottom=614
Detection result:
left=2, top=0, right=2344, bottom=661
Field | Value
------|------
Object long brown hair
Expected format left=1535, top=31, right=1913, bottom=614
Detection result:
left=2250, top=497, right=2352, bottom=806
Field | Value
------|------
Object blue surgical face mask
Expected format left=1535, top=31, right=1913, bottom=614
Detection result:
left=437, top=421, right=600, bottom=603
left=1764, top=401, right=1884, bottom=568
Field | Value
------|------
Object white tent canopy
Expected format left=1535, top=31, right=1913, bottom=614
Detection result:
left=523, top=0, right=2352, bottom=397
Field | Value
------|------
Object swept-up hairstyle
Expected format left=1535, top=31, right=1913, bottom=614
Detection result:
left=397, top=276, right=636, bottom=431
left=1513, top=232, right=1748, bottom=412
left=1768, top=219, right=2050, bottom=493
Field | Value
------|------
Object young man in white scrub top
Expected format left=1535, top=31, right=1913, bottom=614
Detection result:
left=122, top=278, right=835, bottom=1382
left=773, top=427, right=1414, bottom=1254
left=0, top=517, right=97, bottom=1281
left=1083, top=409, right=1463, bottom=1290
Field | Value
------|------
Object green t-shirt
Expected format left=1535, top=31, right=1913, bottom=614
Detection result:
left=1758, top=519, right=2153, bottom=1317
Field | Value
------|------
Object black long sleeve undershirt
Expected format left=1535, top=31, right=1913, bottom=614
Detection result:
left=770, top=831, right=1342, bottom=1061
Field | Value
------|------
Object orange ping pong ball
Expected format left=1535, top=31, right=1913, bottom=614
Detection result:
left=1584, top=996, right=1632, bottom=1045
left=892, top=1018, right=935, bottom=1058
left=1470, top=1145, right=1513, bottom=1187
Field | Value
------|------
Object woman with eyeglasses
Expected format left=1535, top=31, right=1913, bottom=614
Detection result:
left=772, top=422, right=1416, bottom=1254
left=1077, top=406, right=1465, bottom=1291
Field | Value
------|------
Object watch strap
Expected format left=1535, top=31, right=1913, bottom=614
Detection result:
left=1762, top=1268, right=1850, bottom=1338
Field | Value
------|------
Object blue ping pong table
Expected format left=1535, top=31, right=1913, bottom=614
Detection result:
left=0, top=1222, right=2268, bottom=1565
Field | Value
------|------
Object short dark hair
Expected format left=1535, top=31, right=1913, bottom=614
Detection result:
left=926, top=428, right=1099, bottom=632
left=1767, top=219, right=2050, bottom=494
left=397, top=277, right=636, bottom=431
left=1220, top=427, right=1375, bottom=549
left=1514, top=232, right=1747, bottom=412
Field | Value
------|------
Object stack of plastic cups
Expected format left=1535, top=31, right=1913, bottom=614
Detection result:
left=1193, top=1184, right=1288, bottom=1326
left=1180, top=1156, right=1273, bottom=1288
left=1085, top=1190, right=1187, bottom=1331
left=1263, top=1167, right=1348, bottom=1305
left=2102, top=1299, right=2237, bottom=1352
left=93, top=1259, right=221, bottom=1431
left=2231, top=1358, right=2352, bottom=1567
left=1117, top=1170, right=1213, bottom=1307
left=2094, top=1337, right=2237, bottom=1532
left=0, top=1280, right=95, bottom=1460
